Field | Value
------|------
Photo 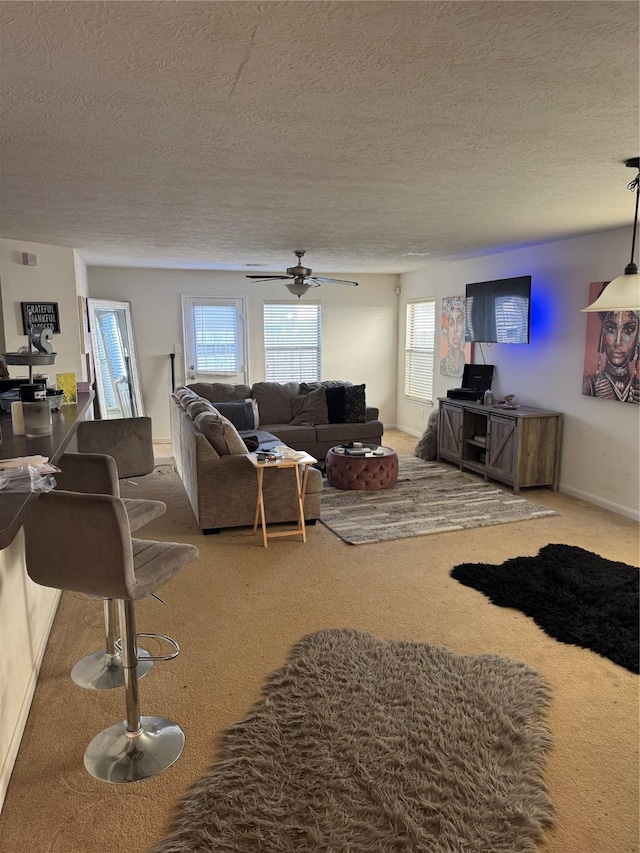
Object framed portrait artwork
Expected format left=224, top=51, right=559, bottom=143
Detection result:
left=440, top=295, right=472, bottom=377
left=582, top=281, right=639, bottom=404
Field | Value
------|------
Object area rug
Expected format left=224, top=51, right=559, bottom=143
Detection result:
left=320, top=456, right=557, bottom=545
left=148, top=628, right=554, bottom=853
left=451, top=544, right=639, bottom=674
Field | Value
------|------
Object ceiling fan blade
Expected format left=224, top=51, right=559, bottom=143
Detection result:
left=246, top=275, right=292, bottom=280
left=309, top=277, right=359, bottom=287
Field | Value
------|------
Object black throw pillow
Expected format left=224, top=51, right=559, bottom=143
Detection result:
left=325, top=386, right=346, bottom=423
left=343, top=384, right=366, bottom=423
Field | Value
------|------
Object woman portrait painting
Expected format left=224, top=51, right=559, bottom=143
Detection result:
left=582, top=281, right=639, bottom=404
left=440, top=295, right=472, bottom=377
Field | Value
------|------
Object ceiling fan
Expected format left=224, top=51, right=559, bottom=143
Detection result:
left=246, top=250, right=359, bottom=298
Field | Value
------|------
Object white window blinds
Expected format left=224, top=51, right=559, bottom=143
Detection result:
left=264, top=303, right=321, bottom=382
left=405, top=299, right=436, bottom=402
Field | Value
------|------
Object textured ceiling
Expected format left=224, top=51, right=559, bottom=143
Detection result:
left=0, top=1, right=638, bottom=274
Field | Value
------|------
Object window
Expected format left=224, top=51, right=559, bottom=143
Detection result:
left=182, top=296, right=246, bottom=383
left=405, top=299, right=436, bottom=402
left=263, top=302, right=321, bottom=382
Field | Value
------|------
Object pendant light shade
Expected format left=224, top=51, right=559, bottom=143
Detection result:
left=286, top=280, right=313, bottom=298
left=582, top=157, right=640, bottom=313
left=580, top=270, right=640, bottom=313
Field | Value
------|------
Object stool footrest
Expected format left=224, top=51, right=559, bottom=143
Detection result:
left=115, top=632, right=180, bottom=662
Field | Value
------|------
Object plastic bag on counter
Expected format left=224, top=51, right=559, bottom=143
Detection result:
left=0, top=458, right=60, bottom=492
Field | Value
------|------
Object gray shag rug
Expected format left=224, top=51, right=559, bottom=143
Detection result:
left=320, top=456, right=557, bottom=544
left=149, top=629, right=554, bottom=853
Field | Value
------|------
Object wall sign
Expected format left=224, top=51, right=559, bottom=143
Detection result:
left=21, top=301, right=60, bottom=334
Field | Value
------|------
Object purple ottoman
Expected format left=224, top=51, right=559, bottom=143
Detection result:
left=326, top=446, right=398, bottom=491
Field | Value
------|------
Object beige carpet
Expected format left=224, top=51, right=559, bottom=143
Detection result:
left=0, top=431, right=638, bottom=853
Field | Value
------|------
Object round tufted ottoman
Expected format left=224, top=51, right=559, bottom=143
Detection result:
left=326, top=445, right=398, bottom=491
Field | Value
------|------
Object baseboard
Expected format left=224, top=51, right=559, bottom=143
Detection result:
left=0, top=589, right=61, bottom=813
left=559, top=485, right=639, bottom=522
left=392, top=424, right=422, bottom=437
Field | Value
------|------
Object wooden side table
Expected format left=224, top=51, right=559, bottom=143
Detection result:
left=247, top=451, right=318, bottom=547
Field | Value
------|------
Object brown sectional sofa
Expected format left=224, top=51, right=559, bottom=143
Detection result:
left=170, top=389, right=323, bottom=534
left=170, top=380, right=384, bottom=535
left=187, top=380, right=384, bottom=461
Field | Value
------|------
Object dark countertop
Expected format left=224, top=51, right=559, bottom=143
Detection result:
left=0, top=391, right=94, bottom=549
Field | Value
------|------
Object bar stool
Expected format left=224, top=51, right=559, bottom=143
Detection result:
left=56, top=452, right=167, bottom=690
left=76, top=417, right=155, bottom=478
left=25, top=489, right=199, bottom=783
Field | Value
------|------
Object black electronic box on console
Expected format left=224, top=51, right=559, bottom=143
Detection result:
left=446, top=365, right=494, bottom=402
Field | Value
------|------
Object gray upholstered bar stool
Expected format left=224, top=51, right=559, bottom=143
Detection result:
left=76, top=417, right=155, bottom=478
left=56, top=452, right=167, bottom=690
left=25, top=489, right=199, bottom=783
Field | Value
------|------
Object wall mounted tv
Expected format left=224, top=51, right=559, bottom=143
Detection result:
left=464, top=276, right=531, bottom=344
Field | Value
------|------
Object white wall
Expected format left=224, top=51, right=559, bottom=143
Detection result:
left=87, top=267, right=400, bottom=440
left=0, top=239, right=85, bottom=380
left=397, top=228, right=640, bottom=519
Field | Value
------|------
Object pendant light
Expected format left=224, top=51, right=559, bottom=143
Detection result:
left=582, top=157, right=640, bottom=313
left=285, top=279, right=313, bottom=299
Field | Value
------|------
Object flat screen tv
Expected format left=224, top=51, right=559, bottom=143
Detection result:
left=465, top=276, right=531, bottom=344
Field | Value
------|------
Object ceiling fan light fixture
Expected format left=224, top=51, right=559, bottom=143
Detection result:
left=286, top=280, right=312, bottom=299
left=582, top=157, right=640, bottom=313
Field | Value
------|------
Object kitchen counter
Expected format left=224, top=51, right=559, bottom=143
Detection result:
left=0, top=391, right=94, bottom=549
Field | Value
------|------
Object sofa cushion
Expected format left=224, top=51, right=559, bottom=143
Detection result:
left=290, top=387, right=329, bottom=426
left=186, top=399, right=215, bottom=419
left=251, top=382, right=299, bottom=424
left=260, top=423, right=318, bottom=447
left=188, top=382, right=251, bottom=403
left=315, top=421, right=383, bottom=443
left=194, top=410, right=248, bottom=456
left=343, top=383, right=367, bottom=423
left=208, top=399, right=259, bottom=431
left=179, top=389, right=201, bottom=409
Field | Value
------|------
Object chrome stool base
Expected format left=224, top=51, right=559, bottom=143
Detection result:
left=71, top=648, right=153, bottom=690
left=84, top=716, right=185, bottom=783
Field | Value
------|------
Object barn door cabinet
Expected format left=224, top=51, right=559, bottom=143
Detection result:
left=437, top=399, right=563, bottom=494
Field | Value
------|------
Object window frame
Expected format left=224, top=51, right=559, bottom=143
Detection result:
left=181, top=295, right=247, bottom=384
left=404, top=298, right=436, bottom=404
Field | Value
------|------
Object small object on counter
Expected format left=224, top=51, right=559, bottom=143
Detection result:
left=56, top=372, right=77, bottom=403
left=19, top=383, right=46, bottom=403
left=483, top=389, right=494, bottom=406
left=0, top=455, right=49, bottom=469
left=11, top=401, right=25, bottom=435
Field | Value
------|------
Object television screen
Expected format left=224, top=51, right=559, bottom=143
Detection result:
left=464, top=276, right=531, bottom=344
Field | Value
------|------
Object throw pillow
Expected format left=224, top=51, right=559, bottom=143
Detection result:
left=208, top=400, right=258, bottom=431
left=325, top=385, right=346, bottom=423
left=290, top=387, right=329, bottom=426
left=343, top=384, right=367, bottom=423
left=251, top=382, right=299, bottom=424
left=194, top=410, right=248, bottom=456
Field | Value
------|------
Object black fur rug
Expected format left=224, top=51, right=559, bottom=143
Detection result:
left=451, top=544, right=639, bottom=674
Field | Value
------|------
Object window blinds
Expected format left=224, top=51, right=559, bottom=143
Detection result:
left=185, top=302, right=239, bottom=375
left=264, top=303, right=321, bottom=382
left=405, top=300, right=436, bottom=402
